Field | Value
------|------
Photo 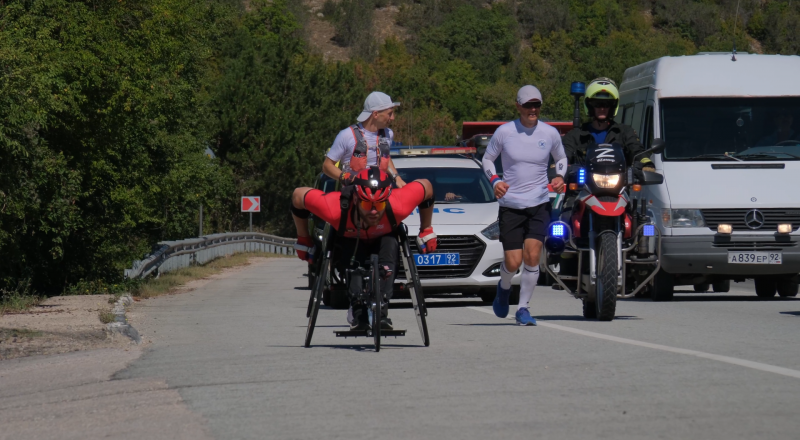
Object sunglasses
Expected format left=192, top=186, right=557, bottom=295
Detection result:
left=359, top=200, right=386, bottom=212
left=521, top=101, right=542, bottom=109
left=588, top=100, right=615, bottom=109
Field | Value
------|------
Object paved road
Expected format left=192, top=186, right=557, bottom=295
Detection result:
left=113, top=258, right=800, bottom=439
left=5, top=258, right=799, bottom=439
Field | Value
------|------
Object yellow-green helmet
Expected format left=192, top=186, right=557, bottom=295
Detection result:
left=583, top=77, right=620, bottom=117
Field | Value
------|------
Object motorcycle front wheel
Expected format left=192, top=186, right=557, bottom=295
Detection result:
left=595, top=233, right=618, bottom=321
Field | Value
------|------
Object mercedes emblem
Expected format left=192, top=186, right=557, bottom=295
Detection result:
left=744, top=209, right=765, bottom=229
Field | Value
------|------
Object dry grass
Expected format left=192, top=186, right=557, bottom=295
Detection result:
left=0, top=293, right=41, bottom=316
left=131, top=252, right=287, bottom=299
left=98, top=310, right=116, bottom=324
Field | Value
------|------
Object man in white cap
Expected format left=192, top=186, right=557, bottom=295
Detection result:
left=324, top=91, right=407, bottom=187
left=481, top=85, right=567, bottom=326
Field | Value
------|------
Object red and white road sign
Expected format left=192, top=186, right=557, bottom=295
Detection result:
left=241, top=196, right=261, bottom=212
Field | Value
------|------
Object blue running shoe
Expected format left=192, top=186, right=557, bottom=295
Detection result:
left=515, top=308, right=537, bottom=326
left=493, top=282, right=511, bottom=318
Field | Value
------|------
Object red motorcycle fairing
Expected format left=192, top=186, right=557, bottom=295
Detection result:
left=571, top=201, right=586, bottom=238
left=624, top=214, right=632, bottom=239
left=579, top=189, right=628, bottom=217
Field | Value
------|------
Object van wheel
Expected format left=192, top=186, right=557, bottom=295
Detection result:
left=777, top=276, right=799, bottom=297
left=754, top=278, right=777, bottom=298
left=693, top=283, right=710, bottom=293
left=651, top=269, right=674, bottom=302
left=712, top=280, right=730, bottom=293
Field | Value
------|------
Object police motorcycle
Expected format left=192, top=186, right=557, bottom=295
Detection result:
left=542, top=82, right=666, bottom=321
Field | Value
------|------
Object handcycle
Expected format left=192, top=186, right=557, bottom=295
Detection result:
left=304, top=223, right=430, bottom=352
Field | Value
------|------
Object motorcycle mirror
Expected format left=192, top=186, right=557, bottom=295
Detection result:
left=639, top=170, right=664, bottom=186
left=634, top=139, right=666, bottom=163
left=649, top=138, right=666, bottom=155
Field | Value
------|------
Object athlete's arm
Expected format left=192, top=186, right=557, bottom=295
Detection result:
left=322, top=157, right=343, bottom=181
left=414, top=179, right=437, bottom=253
left=550, top=133, right=568, bottom=194
left=386, top=157, right=406, bottom=188
left=482, top=134, right=508, bottom=199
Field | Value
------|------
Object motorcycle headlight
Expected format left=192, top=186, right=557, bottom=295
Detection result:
left=592, top=173, right=621, bottom=188
left=481, top=221, right=500, bottom=240
left=662, top=209, right=705, bottom=228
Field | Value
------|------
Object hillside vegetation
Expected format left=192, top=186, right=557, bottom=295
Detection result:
left=1, top=0, right=798, bottom=296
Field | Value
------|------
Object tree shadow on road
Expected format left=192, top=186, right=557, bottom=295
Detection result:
left=780, top=311, right=800, bottom=316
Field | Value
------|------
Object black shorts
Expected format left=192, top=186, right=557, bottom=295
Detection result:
left=498, top=202, right=552, bottom=251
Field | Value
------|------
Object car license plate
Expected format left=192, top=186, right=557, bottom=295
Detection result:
left=414, top=253, right=460, bottom=266
left=728, top=251, right=782, bottom=265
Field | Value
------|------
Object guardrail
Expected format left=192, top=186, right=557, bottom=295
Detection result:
left=124, top=232, right=296, bottom=279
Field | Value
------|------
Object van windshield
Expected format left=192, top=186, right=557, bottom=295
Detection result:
left=661, top=97, right=800, bottom=160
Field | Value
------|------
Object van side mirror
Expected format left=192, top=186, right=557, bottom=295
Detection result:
left=639, top=170, right=664, bottom=185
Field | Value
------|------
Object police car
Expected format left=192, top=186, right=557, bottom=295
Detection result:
left=391, top=147, right=521, bottom=303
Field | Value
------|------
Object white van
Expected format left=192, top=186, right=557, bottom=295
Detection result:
left=618, top=53, right=800, bottom=300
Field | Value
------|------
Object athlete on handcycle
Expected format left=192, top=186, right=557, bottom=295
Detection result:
left=291, top=166, right=437, bottom=331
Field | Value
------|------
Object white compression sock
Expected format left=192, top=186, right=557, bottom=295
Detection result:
left=518, top=265, right=539, bottom=310
left=500, top=263, right=515, bottom=290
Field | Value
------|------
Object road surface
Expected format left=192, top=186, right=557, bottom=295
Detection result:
left=3, top=258, right=800, bottom=439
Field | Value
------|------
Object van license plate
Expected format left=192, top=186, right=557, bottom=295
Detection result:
left=414, top=253, right=460, bottom=266
left=728, top=251, right=782, bottom=264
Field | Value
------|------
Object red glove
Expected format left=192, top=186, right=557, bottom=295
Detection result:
left=294, top=236, right=314, bottom=263
left=416, top=227, right=438, bottom=254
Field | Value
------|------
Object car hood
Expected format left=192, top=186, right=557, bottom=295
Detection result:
left=402, top=203, right=498, bottom=227
left=662, top=161, right=800, bottom=208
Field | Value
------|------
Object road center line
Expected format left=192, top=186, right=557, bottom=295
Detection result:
left=467, top=306, right=800, bottom=380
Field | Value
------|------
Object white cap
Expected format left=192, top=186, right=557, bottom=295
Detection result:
left=516, top=85, right=543, bottom=105
left=357, top=91, right=401, bottom=122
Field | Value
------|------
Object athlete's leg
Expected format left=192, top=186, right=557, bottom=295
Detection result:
left=517, top=203, right=550, bottom=314
left=496, top=207, right=526, bottom=317
left=376, top=233, right=398, bottom=329
left=518, top=238, right=543, bottom=310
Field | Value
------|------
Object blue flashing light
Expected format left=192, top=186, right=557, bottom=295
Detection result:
left=570, top=82, right=586, bottom=96
left=643, top=224, right=655, bottom=237
left=551, top=224, right=566, bottom=237
left=577, top=168, right=586, bottom=185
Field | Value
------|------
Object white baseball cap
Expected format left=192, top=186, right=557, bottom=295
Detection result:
left=516, top=85, right=543, bottom=105
left=357, top=91, right=401, bottom=122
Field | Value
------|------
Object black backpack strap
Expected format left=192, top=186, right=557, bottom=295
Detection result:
left=384, top=200, right=398, bottom=231
left=339, top=185, right=355, bottom=233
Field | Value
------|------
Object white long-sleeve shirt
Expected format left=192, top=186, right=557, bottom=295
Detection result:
left=482, top=120, right=567, bottom=209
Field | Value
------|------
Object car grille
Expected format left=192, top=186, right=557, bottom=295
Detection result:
left=397, top=235, right=486, bottom=279
left=701, top=209, right=800, bottom=232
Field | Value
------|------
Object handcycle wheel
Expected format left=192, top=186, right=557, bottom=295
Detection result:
left=305, top=246, right=331, bottom=348
left=371, top=254, right=381, bottom=352
left=306, top=257, right=321, bottom=318
left=399, top=226, right=430, bottom=347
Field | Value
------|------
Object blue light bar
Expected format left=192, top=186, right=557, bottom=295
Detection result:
left=578, top=168, right=586, bottom=185
left=570, top=82, right=586, bottom=96
left=551, top=224, right=566, bottom=237
left=643, top=225, right=655, bottom=237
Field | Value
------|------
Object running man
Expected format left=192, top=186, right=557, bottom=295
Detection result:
left=482, top=85, right=567, bottom=326
left=324, top=91, right=407, bottom=188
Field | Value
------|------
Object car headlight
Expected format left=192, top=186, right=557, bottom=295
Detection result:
left=662, top=209, right=705, bottom=228
left=481, top=221, right=500, bottom=240
left=592, top=173, right=621, bottom=188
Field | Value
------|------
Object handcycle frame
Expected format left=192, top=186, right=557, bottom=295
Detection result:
left=304, top=222, right=430, bottom=351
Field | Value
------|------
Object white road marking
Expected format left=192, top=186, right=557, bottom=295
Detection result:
left=467, top=306, right=800, bottom=380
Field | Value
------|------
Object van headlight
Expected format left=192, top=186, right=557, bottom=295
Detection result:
left=592, top=173, right=621, bottom=188
left=481, top=221, right=500, bottom=240
left=662, top=209, right=706, bottom=228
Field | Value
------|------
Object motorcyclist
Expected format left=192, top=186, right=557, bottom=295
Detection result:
left=291, top=167, right=437, bottom=331
left=562, top=77, right=654, bottom=170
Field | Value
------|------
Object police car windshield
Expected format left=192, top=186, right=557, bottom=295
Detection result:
left=661, top=97, right=800, bottom=160
left=397, top=168, right=496, bottom=204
